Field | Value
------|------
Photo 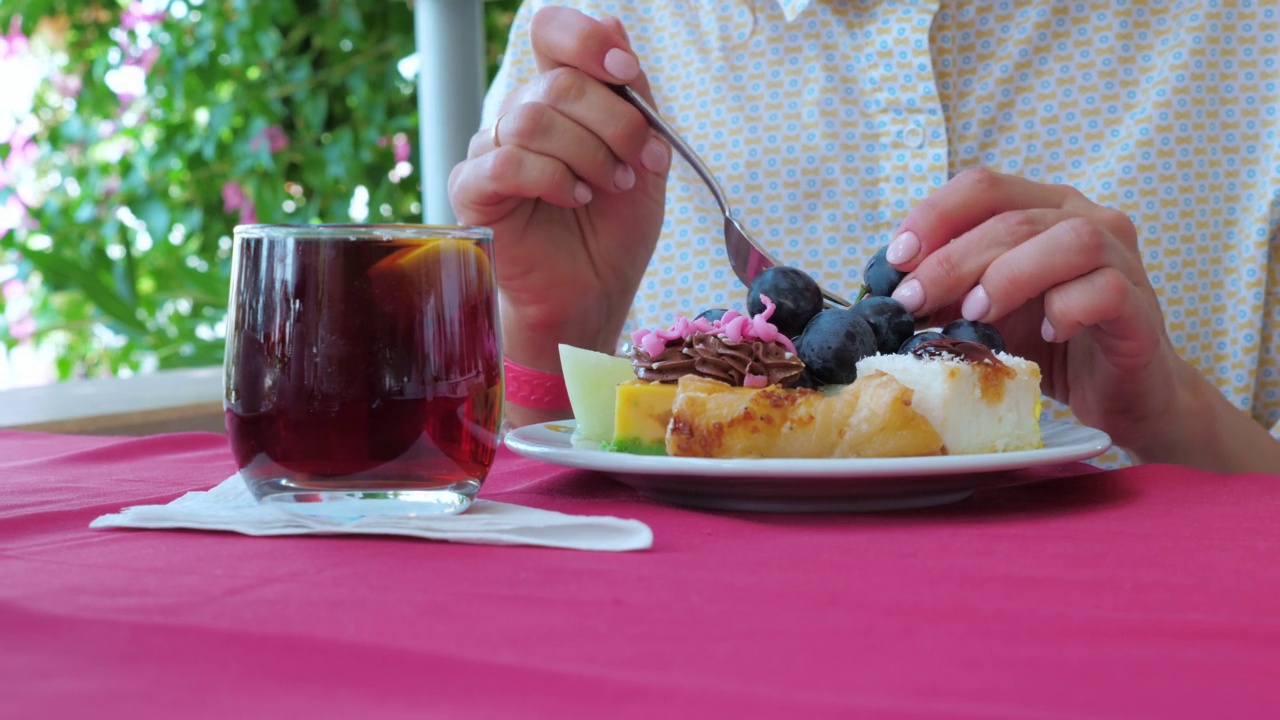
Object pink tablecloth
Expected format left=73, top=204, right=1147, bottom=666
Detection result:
left=1, top=429, right=1277, bottom=719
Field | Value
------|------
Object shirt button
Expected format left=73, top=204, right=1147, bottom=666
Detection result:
left=902, top=123, right=925, bottom=148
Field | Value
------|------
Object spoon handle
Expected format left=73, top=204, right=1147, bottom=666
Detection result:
left=610, top=84, right=733, bottom=218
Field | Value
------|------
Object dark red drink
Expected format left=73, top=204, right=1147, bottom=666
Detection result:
left=224, top=225, right=502, bottom=511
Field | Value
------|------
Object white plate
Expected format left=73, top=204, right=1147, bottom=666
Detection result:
left=503, top=420, right=1111, bottom=512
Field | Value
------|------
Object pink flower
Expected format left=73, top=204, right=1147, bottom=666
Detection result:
left=221, top=181, right=247, bottom=211
left=101, top=175, right=122, bottom=198
left=120, top=2, right=167, bottom=32
left=1, top=134, right=36, bottom=189
left=250, top=125, right=289, bottom=155
left=0, top=17, right=28, bottom=59
left=135, top=45, right=161, bottom=73
left=222, top=182, right=257, bottom=224
left=52, top=71, right=83, bottom=99
left=2, top=279, right=24, bottom=302
left=0, top=195, right=31, bottom=239
left=238, top=201, right=258, bottom=225
left=8, top=314, right=35, bottom=342
left=0, top=275, right=37, bottom=343
left=393, top=133, right=411, bottom=164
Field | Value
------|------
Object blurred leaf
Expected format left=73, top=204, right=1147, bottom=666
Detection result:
left=138, top=199, right=171, bottom=242
left=23, top=250, right=146, bottom=335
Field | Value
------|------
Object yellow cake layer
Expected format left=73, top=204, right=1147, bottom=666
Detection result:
left=611, top=380, right=678, bottom=454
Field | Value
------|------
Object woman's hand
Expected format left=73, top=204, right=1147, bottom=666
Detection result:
left=448, top=7, right=670, bottom=377
left=887, top=168, right=1279, bottom=470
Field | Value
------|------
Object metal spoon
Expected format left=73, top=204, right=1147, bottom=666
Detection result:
left=611, top=84, right=851, bottom=309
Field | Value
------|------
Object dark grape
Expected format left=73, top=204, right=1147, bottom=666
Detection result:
left=861, top=245, right=908, bottom=297
left=897, top=330, right=946, bottom=354
left=695, top=308, right=729, bottom=323
left=850, top=296, right=915, bottom=355
left=795, top=309, right=878, bottom=386
left=941, top=319, right=1006, bottom=353
left=746, top=266, right=824, bottom=339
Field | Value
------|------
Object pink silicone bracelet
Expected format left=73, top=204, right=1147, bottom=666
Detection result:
left=504, top=357, right=572, bottom=410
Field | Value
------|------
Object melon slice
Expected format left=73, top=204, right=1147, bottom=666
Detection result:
left=558, top=344, right=636, bottom=446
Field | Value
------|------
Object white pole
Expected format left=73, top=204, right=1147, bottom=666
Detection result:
left=414, top=0, right=486, bottom=224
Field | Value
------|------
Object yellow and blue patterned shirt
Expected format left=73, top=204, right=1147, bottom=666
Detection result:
left=486, top=0, right=1280, bottom=443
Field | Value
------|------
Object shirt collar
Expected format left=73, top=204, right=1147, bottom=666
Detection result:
left=777, top=0, right=813, bottom=23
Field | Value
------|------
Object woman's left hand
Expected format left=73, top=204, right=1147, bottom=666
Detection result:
left=885, top=168, right=1183, bottom=459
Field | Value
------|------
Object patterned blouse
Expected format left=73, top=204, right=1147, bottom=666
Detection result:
left=485, top=0, right=1280, bottom=446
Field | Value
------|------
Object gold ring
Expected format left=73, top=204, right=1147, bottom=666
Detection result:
left=491, top=113, right=505, bottom=149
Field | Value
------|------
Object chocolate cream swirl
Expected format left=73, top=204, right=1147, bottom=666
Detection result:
left=630, top=332, right=804, bottom=388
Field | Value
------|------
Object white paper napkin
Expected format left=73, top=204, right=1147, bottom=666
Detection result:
left=90, top=475, right=653, bottom=552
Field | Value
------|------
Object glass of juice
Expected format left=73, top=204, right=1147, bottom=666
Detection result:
left=224, top=224, right=502, bottom=515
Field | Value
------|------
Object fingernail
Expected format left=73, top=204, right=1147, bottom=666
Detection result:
left=640, top=136, right=669, bottom=173
left=574, top=181, right=593, bottom=204
left=1041, top=317, right=1057, bottom=342
left=886, top=230, right=920, bottom=265
left=892, top=279, right=924, bottom=313
left=961, top=285, right=991, bottom=321
left=614, top=163, right=635, bottom=190
left=603, top=48, right=639, bottom=81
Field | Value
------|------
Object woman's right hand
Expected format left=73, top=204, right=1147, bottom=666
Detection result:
left=448, top=7, right=670, bottom=377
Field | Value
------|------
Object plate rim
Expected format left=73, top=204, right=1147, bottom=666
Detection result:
left=504, top=418, right=1112, bottom=479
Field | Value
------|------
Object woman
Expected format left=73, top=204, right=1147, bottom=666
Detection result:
left=449, top=1, right=1280, bottom=472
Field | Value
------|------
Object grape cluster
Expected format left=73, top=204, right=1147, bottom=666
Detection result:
left=692, top=247, right=1007, bottom=388
left=744, top=266, right=823, bottom=338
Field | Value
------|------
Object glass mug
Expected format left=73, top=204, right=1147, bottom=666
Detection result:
left=223, top=224, right=503, bottom=515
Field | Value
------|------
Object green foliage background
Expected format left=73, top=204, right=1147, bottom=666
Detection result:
left=0, top=0, right=521, bottom=379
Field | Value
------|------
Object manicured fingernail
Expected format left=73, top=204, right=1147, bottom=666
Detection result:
left=603, top=48, right=639, bottom=81
left=574, top=181, right=593, bottom=204
left=640, top=136, right=669, bottom=173
left=1041, top=317, right=1057, bottom=342
left=886, top=230, right=920, bottom=265
left=892, top=278, right=924, bottom=313
left=613, top=163, right=635, bottom=190
left=961, top=285, right=991, bottom=321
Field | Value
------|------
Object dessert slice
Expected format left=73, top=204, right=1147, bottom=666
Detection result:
left=856, top=339, right=1042, bottom=454
left=666, top=373, right=943, bottom=459
left=608, top=297, right=806, bottom=455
